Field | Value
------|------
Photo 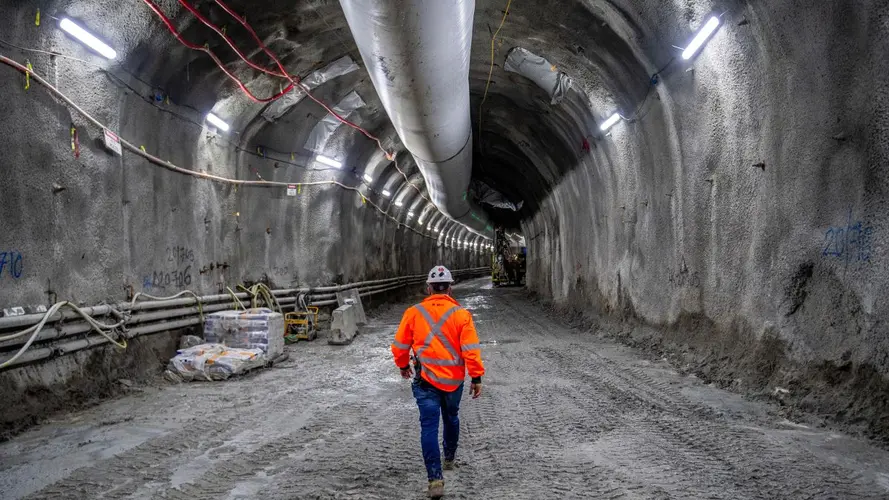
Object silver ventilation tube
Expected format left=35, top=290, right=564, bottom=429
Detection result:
left=338, top=0, right=492, bottom=238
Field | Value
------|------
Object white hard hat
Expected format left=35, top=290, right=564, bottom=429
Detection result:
left=427, top=265, right=454, bottom=284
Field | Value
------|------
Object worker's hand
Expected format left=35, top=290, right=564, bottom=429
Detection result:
left=400, top=367, right=413, bottom=379
left=470, top=382, right=482, bottom=399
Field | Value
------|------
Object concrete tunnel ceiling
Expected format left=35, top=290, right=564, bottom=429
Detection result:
left=127, top=0, right=641, bottom=233
left=1, top=0, right=656, bottom=233
left=3, top=0, right=889, bottom=441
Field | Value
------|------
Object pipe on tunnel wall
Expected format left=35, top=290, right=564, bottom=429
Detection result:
left=338, top=0, right=493, bottom=238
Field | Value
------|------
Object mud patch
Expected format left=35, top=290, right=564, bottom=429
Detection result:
left=0, top=330, right=182, bottom=441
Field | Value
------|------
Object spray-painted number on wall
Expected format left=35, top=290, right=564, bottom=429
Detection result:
left=0, top=251, right=24, bottom=279
left=822, top=209, right=874, bottom=263
left=167, top=246, right=195, bottom=265
left=143, top=245, right=195, bottom=290
left=144, top=267, right=192, bottom=289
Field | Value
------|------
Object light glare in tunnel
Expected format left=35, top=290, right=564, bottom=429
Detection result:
left=600, top=113, right=621, bottom=131
left=682, top=16, right=720, bottom=60
left=205, top=113, right=230, bottom=132
left=316, top=155, right=342, bottom=168
left=395, top=200, right=404, bottom=207
left=407, top=211, right=414, bottom=218
left=382, top=189, right=391, bottom=197
left=59, top=18, right=117, bottom=60
left=363, top=173, right=373, bottom=183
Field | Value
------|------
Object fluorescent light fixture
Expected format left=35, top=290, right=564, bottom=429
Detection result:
left=407, top=211, right=415, bottom=218
left=395, top=200, right=403, bottom=207
left=316, top=155, right=342, bottom=168
left=599, top=113, right=621, bottom=131
left=363, top=173, right=373, bottom=183
left=382, top=189, right=391, bottom=197
left=59, top=18, right=116, bottom=59
left=682, top=16, right=720, bottom=60
left=435, top=228, right=440, bottom=233
left=205, top=112, right=230, bottom=132
left=418, top=218, right=425, bottom=225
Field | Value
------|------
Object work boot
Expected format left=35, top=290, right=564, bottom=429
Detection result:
left=443, top=459, right=457, bottom=471
left=427, top=479, right=445, bottom=498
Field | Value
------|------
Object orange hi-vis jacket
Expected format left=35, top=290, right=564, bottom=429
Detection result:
left=392, top=294, right=485, bottom=392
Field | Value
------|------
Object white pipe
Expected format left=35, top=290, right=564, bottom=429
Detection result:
left=338, top=0, right=492, bottom=238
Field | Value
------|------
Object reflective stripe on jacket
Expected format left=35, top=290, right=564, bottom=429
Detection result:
left=392, top=294, right=485, bottom=392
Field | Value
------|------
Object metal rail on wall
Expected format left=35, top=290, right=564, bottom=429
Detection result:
left=0, top=268, right=490, bottom=372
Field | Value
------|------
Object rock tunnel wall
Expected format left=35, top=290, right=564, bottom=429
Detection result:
left=521, top=0, right=889, bottom=438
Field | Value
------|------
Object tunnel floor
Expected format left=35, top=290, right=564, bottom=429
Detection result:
left=2, top=279, right=888, bottom=499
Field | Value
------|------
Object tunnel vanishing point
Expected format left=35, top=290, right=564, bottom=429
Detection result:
left=0, top=0, right=888, bottom=494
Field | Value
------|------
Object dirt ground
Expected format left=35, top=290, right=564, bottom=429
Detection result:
left=1, top=279, right=888, bottom=499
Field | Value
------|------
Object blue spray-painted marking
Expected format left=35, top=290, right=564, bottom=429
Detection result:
left=0, top=251, right=24, bottom=279
left=821, top=208, right=875, bottom=267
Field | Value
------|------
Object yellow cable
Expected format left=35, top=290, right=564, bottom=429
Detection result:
left=227, top=287, right=246, bottom=310
left=478, top=0, right=513, bottom=137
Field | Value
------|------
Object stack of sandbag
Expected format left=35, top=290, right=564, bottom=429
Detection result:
left=167, top=343, right=266, bottom=382
left=203, top=308, right=285, bottom=358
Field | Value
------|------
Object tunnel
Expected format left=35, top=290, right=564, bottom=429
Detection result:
left=1, top=0, right=888, bottom=497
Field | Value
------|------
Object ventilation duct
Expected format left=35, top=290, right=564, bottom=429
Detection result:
left=472, top=180, right=524, bottom=211
left=304, top=91, right=366, bottom=153
left=338, top=0, right=493, bottom=238
left=503, top=47, right=573, bottom=105
left=262, top=56, right=360, bottom=122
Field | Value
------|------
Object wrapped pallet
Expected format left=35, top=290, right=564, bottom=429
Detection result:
left=168, top=343, right=266, bottom=381
left=203, top=308, right=285, bottom=359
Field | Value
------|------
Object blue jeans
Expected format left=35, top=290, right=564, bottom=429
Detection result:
left=412, top=379, right=464, bottom=480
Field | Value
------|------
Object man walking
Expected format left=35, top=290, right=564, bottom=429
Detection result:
left=392, top=265, right=486, bottom=498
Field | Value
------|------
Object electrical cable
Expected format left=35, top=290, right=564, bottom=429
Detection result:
left=176, top=0, right=289, bottom=80
left=624, top=57, right=676, bottom=123
left=0, top=36, right=90, bottom=63
left=138, top=0, right=294, bottom=103
left=478, top=0, right=513, bottom=138
left=0, top=54, right=436, bottom=240
left=0, top=301, right=127, bottom=369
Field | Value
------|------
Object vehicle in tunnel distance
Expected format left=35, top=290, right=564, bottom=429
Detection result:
left=492, top=228, right=526, bottom=287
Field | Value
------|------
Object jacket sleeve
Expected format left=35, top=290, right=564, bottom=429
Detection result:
left=459, top=311, right=485, bottom=380
left=392, top=308, right=414, bottom=370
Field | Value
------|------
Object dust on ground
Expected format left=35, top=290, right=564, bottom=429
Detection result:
left=1, top=280, right=888, bottom=499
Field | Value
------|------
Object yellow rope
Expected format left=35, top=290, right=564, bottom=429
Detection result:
left=478, top=0, right=513, bottom=139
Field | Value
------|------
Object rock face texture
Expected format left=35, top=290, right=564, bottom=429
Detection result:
left=0, top=0, right=887, bottom=438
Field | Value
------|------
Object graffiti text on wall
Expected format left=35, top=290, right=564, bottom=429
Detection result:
left=821, top=209, right=874, bottom=265
left=0, top=251, right=24, bottom=280
left=142, top=246, right=195, bottom=290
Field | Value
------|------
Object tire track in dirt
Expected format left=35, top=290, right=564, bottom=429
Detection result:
left=11, top=282, right=889, bottom=499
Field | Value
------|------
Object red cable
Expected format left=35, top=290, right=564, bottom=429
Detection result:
left=140, top=0, right=293, bottom=103
left=176, top=0, right=288, bottom=80
left=212, top=0, right=386, bottom=150
left=212, top=0, right=291, bottom=79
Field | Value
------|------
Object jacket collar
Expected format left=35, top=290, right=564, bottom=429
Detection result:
left=423, top=294, right=460, bottom=306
